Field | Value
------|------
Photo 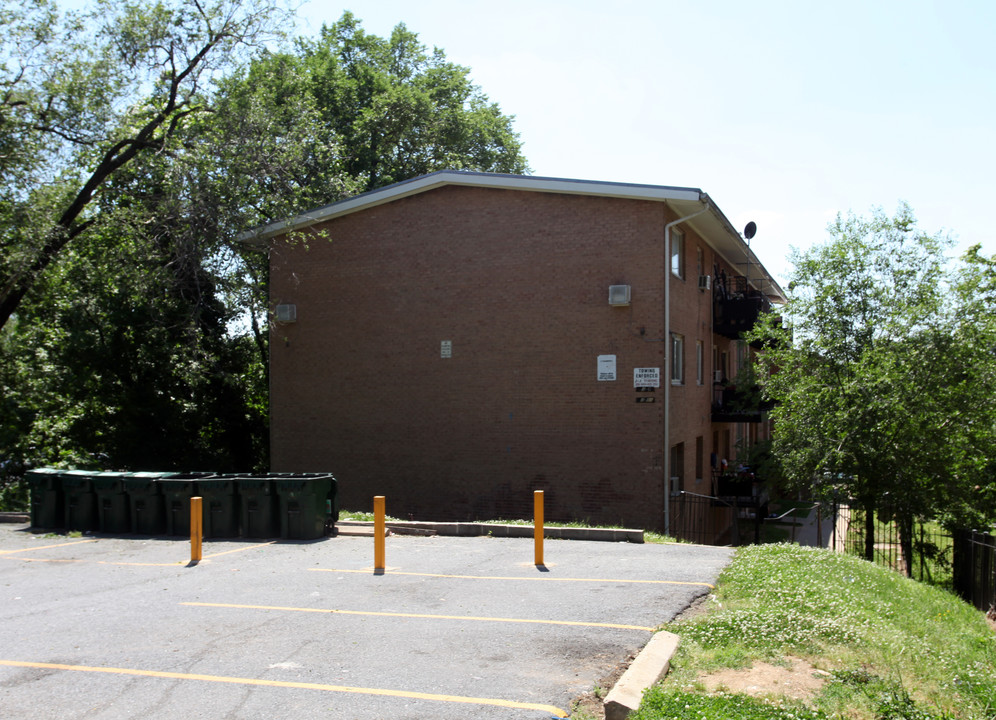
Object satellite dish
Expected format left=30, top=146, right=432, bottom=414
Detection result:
left=744, top=221, right=757, bottom=240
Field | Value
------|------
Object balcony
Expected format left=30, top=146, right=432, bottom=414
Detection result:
left=713, top=276, right=772, bottom=341
left=714, top=472, right=765, bottom=506
left=712, top=379, right=774, bottom=423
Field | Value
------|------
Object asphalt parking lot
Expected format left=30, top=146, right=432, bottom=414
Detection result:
left=0, top=524, right=733, bottom=719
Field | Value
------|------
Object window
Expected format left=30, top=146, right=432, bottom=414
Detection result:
left=696, top=341, right=704, bottom=385
left=671, top=333, right=684, bottom=384
left=670, top=229, right=684, bottom=278
left=695, top=436, right=704, bottom=481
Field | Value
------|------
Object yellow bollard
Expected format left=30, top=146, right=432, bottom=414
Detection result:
left=190, top=496, right=203, bottom=564
left=373, top=495, right=385, bottom=572
left=534, top=490, right=544, bottom=567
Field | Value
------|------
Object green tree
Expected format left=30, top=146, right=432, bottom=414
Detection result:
left=0, top=0, right=288, bottom=331
left=0, top=223, right=268, bottom=474
left=748, top=205, right=996, bottom=562
left=287, top=11, right=528, bottom=192
left=0, top=6, right=529, bottom=500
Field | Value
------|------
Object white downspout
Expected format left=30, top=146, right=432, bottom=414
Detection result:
left=663, top=206, right=707, bottom=536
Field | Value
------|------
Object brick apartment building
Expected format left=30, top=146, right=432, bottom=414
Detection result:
left=246, top=171, right=785, bottom=534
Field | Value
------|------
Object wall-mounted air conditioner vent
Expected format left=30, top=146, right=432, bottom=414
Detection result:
left=275, top=304, right=297, bottom=323
left=714, top=371, right=724, bottom=383
left=608, top=285, right=631, bottom=306
left=698, top=275, right=712, bottom=291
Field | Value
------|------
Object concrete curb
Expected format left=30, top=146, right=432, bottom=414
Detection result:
left=603, top=631, right=680, bottom=720
left=375, top=521, right=644, bottom=543
left=0, top=512, right=29, bottom=524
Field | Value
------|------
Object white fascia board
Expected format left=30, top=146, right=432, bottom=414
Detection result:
left=683, top=195, right=787, bottom=304
left=241, top=169, right=786, bottom=302
left=239, top=170, right=704, bottom=243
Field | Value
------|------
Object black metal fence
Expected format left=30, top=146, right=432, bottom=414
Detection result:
left=831, top=503, right=955, bottom=587
left=670, top=494, right=994, bottom=610
left=669, top=491, right=764, bottom=546
left=953, top=529, right=996, bottom=614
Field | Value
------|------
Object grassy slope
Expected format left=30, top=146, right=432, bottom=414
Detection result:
left=633, top=544, right=996, bottom=720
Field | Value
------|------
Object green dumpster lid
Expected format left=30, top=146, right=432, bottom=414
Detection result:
left=197, top=478, right=235, bottom=489
left=268, top=473, right=336, bottom=479
left=25, top=467, right=63, bottom=476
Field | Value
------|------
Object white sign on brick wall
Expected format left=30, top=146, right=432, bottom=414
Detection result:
left=633, top=367, right=661, bottom=388
left=597, top=354, right=617, bottom=381
left=440, top=340, right=452, bottom=358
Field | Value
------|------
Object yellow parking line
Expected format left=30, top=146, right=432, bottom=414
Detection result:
left=1, top=539, right=275, bottom=566
left=311, top=567, right=715, bottom=589
left=0, top=660, right=568, bottom=717
left=14, top=558, right=85, bottom=563
left=0, top=539, right=98, bottom=555
left=203, top=541, right=278, bottom=559
left=183, top=601, right=655, bottom=632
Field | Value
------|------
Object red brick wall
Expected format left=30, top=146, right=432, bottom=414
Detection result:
left=269, top=185, right=734, bottom=531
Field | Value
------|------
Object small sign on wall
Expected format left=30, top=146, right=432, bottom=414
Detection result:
left=597, top=355, right=617, bottom=381
left=633, top=367, right=661, bottom=388
left=440, top=340, right=452, bottom=358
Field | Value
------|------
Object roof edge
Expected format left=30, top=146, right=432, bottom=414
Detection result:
left=238, top=169, right=786, bottom=303
left=238, top=170, right=704, bottom=243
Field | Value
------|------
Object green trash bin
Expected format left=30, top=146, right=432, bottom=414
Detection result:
left=91, top=471, right=130, bottom=534
left=237, top=476, right=279, bottom=539
left=197, top=476, right=239, bottom=538
left=159, top=474, right=214, bottom=536
left=272, top=473, right=337, bottom=540
left=25, top=468, right=64, bottom=531
left=60, top=470, right=98, bottom=532
left=124, top=472, right=172, bottom=536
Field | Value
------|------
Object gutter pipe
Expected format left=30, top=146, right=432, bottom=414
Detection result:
left=663, top=205, right=708, bottom=536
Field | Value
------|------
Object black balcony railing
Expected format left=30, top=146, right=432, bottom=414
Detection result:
left=712, top=382, right=774, bottom=423
left=713, top=275, right=772, bottom=341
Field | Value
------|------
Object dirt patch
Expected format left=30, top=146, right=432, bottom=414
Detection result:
left=568, top=652, right=635, bottom=720
left=698, top=656, right=828, bottom=702
left=672, top=592, right=714, bottom=623
left=568, top=595, right=714, bottom=719
left=567, top=597, right=828, bottom=717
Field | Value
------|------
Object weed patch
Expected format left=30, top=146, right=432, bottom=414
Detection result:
left=637, top=544, right=996, bottom=720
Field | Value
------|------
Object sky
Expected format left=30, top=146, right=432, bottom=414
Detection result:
left=293, top=0, right=996, bottom=285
